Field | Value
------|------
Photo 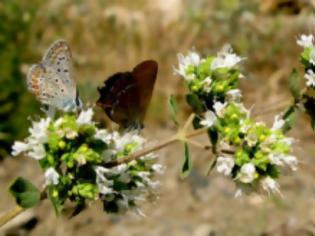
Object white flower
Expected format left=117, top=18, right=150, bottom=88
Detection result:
left=28, top=144, right=46, bottom=160
left=44, top=167, right=60, bottom=185
left=238, top=163, right=256, bottom=183
left=226, top=89, right=242, bottom=102
left=268, top=153, right=283, bottom=166
left=175, top=51, right=200, bottom=81
left=216, top=156, right=234, bottom=176
left=11, top=141, right=29, bottom=156
left=200, top=110, right=217, bottom=128
left=151, top=164, right=166, bottom=174
left=115, top=132, right=145, bottom=152
left=77, top=108, right=94, bottom=125
left=282, top=137, right=295, bottom=146
left=261, top=176, right=281, bottom=195
left=211, top=45, right=243, bottom=70
left=282, top=155, right=298, bottom=171
left=213, top=101, right=227, bottom=117
left=272, top=115, right=285, bottom=130
left=94, top=166, right=114, bottom=194
left=201, top=76, right=212, bottom=93
left=304, top=70, right=315, bottom=87
left=29, top=118, right=50, bottom=143
left=297, top=34, right=314, bottom=48
left=94, top=129, right=111, bottom=143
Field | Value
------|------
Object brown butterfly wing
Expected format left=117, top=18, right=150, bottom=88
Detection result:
left=97, top=72, right=141, bottom=128
left=97, top=60, right=158, bottom=129
left=131, top=60, right=158, bottom=123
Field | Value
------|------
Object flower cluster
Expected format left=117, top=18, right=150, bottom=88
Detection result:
left=176, top=47, right=297, bottom=196
left=297, top=34, right=315, bottom=87
left=12, top=109, right=164, bottom=215
left=175, top=45, right=243, bottom=98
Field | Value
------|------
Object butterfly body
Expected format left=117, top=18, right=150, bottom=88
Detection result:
left=97, top=60, right=158, bottom=129
left=27, top=40, right=81, bottom=112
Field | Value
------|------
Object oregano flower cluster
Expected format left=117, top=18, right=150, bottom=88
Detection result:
left=175, top=46, right=297, bottom=196
left=12, top=109, right=164, bottom=215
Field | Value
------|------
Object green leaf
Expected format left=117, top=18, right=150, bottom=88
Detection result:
left=168, top=95, right=179, bottom=126
left=288, top=69, right=301, bottom=99
left=282, top=106, right=297, bottom=133
left=181, top=142, right=192, bottom=178
left=9, top=177, right=40, bottom=208
left=186, top=94, right=205, bottom=114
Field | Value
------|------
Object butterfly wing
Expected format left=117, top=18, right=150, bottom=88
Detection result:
left=131, top=60, right=158, bottom=122
left=97, top=60, right=158, bottom=128
left=97, top=72, right=141, bottom=128
left=27, top=40, right=79, bottom=111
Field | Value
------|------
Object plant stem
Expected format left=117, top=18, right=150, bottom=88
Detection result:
left=0, top=191, right=47, bottom=227
left=105, top=127, right=208, bottom=167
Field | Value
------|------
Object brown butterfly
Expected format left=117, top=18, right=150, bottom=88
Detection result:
left=259, top=0, right=309, bottom=15
left=97, top=60, right=158, bottom=129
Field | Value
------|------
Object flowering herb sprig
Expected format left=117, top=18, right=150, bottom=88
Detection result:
left=175, top=46, right=297, bottom=196
left=11, top=109, right=164, bottom=215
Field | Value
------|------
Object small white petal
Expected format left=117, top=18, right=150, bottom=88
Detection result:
left=211, top=45, right=244, bottom=70
left=11, top=141, right=29, bottom=156
left=282, top=155, right=298, bottom=171
left=261, top=176, right=281, bottom=195
left=238, top=163, right=256, bottom=183
left=200, top=111, right=217, bottom=128
left=28, top=144, right=46, bottom=160
left=272, top=115, right=285, bottom=130
left=226, top=89, right=242, bottom=102
left=77, top=108, right=94, bottom=125
left=304, top=70, right=315, bottom=87
left=45, top=167, right=60, bottom=185
left=297, top=34, right=314, bottom=48
left=213, top=101, right=227, bottom=117
left=216, top=156, right=234, bottom=176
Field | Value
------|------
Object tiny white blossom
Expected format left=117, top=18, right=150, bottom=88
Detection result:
left=304, top=69, right=315, bottom=87
left=200, top=110, right=217, bottom=128
left=11, top=141, right=29, bottom=156
left=261, top=176, right=281, bottom=195
left=268, top=153, right=283, bottom=166
left=28, top=144, right=46, bottom=160
left=216, top=156, right=234, bottom=176
left=272, top=115, right=285, bottom=130
left=45, top=167, right=60, bottom=185
left=175, top=51, right=200, bottom=81
left=77, top=108, right=94, bottom=125
left=115, top=132, right=145, bottom=152
left=29, top=118, right=50, bottom=143
left=226, top=89, right=242, bottom=102
left=151, top=164, right=166, bottom=174
left=213, top=101, right=227, bottom=117
left=282, top=155, right=298, bottom=171
left=238, top=163, right=256, bottom=183
left=94, top=129, right=111, bottom=143
left=94, top=166, right=114, bottom=194
left=297, top=34, right=314, bottom=48
left=201, top=76, right=212, bottom=93
left=211, top=45, right=243, bottom=70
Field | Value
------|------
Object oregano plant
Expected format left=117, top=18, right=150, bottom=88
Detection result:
left=2, top=34, right=315, bottom=227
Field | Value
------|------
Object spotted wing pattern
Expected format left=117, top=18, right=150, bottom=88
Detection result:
left=27, top=40, right=79, bottom=111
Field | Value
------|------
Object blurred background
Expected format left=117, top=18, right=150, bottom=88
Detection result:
left=1, top=0, right=315, bottom=235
